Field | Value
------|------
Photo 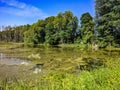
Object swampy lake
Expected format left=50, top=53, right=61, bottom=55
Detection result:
left=0, top=43, right=120, bottom=89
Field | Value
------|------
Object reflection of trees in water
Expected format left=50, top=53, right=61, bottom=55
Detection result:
left=77, top=58, right=105, bottom=71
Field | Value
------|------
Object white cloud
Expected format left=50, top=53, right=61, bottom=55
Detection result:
left=0, top=0, right=48, bottom=18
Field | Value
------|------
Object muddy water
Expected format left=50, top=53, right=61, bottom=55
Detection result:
left=0, top=53, right=43, bottom=80
left=0, top=46, right=120, bottom=80
left=0, top=53, right=32, bottom=65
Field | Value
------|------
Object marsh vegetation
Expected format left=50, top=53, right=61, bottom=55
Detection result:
left=0, top=43, right=120, bottom=90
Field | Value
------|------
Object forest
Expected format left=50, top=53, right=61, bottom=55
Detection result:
left=0, top=0, right=120, bottom=48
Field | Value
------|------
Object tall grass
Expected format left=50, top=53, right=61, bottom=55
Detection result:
left=0, top=58, right=120, bottom=90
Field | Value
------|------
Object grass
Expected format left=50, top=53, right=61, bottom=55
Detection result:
left=0, top=58, right=120, bottom=90
left=58, top=43, right=88, bottom=49
left=38, top=58, right=120, bottom=90
left=0, top=43, right=120, bottom=90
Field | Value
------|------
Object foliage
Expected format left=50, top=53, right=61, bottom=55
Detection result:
left=95, top=0, right=120, bottom=47
left=44, top=11, right=79, bottom=45
left=0, top=0, right=120, bottom=47
left=0, top=11, right=79, bottom=45
left=80, top=12, right=94, bottom=44
left=24, top=20, right=45, bottom=44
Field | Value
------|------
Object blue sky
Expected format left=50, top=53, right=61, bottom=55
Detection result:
left=0, top=0, right=95, bottom=26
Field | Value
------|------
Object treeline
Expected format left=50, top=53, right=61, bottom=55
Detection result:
left=0, top=25, right=30, bottom=42
left=0, top=0, right=120, bottom=47
left=24, top=11, right=80, bottom=45
left=0, top=11, right=94, bottom=45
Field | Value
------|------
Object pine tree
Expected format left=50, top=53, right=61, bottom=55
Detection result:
left=95, top=0, right=120, bottom=47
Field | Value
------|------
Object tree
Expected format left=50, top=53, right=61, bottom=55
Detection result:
left=71, top=16, right=78, bottom=43
left=59, top=11, right=78, bottom=44
left=44, top=11, right=78, bottom=45
left=64, top=11, right=74, bottom=43
left=24, top=20, right=45, bottom=44
left=24, top=28, right=36, bottom=44
left=80, top=12, right=94, bottom=44
left=95, top=0, right=120, bottom=47
left=45, top=16, right=57, bottom=45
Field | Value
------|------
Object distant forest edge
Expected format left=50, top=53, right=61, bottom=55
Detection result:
left=0, top=0, right=120, bottom=48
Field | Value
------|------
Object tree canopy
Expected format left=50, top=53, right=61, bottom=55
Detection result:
left=0, top=0, right=120, bottom=48
left=95, top=0, right=120, bottom=47
left=80, top=12, right=94, bottom=44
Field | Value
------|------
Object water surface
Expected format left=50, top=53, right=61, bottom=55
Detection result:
left=0, top=46, right=120, bottom=79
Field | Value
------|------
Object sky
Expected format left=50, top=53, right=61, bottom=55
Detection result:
left=0, top=0, right=95, bottom=26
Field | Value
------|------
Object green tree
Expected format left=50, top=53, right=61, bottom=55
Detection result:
left=95, top=0, right=120, bottom=47
left=45, top=11, right=78, bottom=45
left=24, top=28, right=36, bottom=44
left=54, top=12, right=66, bottom=44
left=64, top=11, right=74, bottom=43
left=24, top=20, right=45, bottom=44
left=60, top=11, right=78, bottom=44
left=80, top=12, right=94, bottom=44
left=45, top=16, right=57, bottom=45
